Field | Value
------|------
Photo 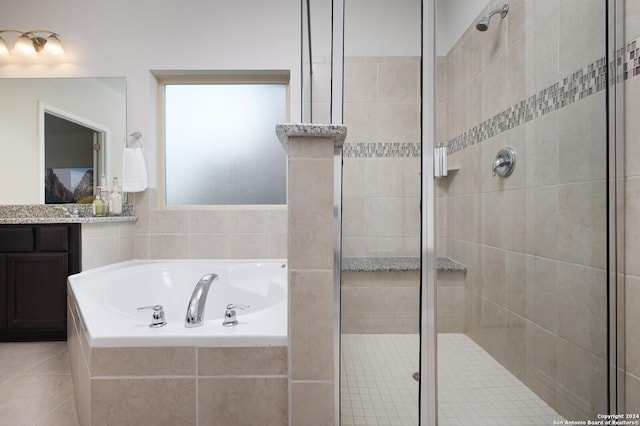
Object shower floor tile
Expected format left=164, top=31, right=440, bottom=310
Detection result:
left=340, top=333, right=565, bottom=426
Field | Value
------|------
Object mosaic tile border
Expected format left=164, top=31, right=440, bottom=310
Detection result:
left=343, top=142, right=421, bottom=158
left=448, top=36, right=640, bottom=155
left=341, top=37, right=639, bottom=159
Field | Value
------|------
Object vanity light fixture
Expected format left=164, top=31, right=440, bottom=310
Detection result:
left=0, top=30, right=64, bottom=57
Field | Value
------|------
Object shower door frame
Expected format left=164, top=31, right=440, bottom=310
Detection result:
left=419, top=0, right=627, bottom=423
left=420, top=0, right=438, bottom=425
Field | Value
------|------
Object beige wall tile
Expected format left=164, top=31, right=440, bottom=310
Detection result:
left=556, top=339, right=608, bottom=420
left=556, top=262, right=607, bottom=359
left=198, top=346, right=287, bottom=376
left=626, top=0, right=640, bottom=41
left=91, top=378, right=196, bottom=425
left=626, top=275, right=640, bottom=377
left=558, top=93, right=607, bottom=184
left=91, top=347, right=195, bottom=377
left=199, top=377, right=287, bottom=426
left=188, top=234, right=231, bottom=259
left=187, top=210, right=231, bottom=234
left=626, top=372, right=640, bottom=414
left=525, top=322, right=558, bottom=407
left=557, top=181, right=607, bottom=270
left=378, top=62, right=419, bottom=104
left=149, top=209, right=189, bottom=234
left=289, top=137, right=335, bottom=159
left=288, top=158, right=334, bottom=270
left=526, top=112, right=559, bottom=188
left=344, top=61, right=377, bottom=103
left=532, top=6, right=560, bottom=90
left=289, top=270, right=334, bottom=381
left=375, top=103, right=420, bottom=143
left=229, top=234, right=270, bottom=259
left=149, top=234, right=190, bottom=259
left=527, top=185, right=558, bottom=259
left=452, top=28, right=475, bottom=89
left=290, top=381, right=334, bottom=426
left=558, top=0, right=606, bottom=77
left=476, top=246, right=506, bottom=306
left=626, top=177, right=640, bottom=276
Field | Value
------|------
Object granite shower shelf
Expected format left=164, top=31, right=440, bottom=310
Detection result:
left=341, top=256, right=467, bottom=273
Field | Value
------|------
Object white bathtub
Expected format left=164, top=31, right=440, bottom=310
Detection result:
left=67, top=259, right=288, bottom=348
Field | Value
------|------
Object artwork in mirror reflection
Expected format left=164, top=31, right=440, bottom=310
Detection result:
left=164, top=83, right=287, bottom=205
left=45, top=168, right=93, bottom=204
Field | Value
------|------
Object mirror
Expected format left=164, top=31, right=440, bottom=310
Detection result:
left=0, top=78, right=126, bottom=205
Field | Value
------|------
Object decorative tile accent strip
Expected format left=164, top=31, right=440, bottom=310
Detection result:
left=620, top=37, right=640, bottom=80
left=447, top=54, right=610, bottom=154
left=343, top=142, right=421, bottom=158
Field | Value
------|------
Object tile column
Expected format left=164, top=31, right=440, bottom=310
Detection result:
left=277, top=124, right=346, bottom=425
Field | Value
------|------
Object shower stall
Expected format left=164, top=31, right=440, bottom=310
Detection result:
left=303, top=0, right=625, bottom=424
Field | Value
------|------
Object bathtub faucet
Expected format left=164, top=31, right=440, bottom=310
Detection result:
left=184, top=273, right=218, bottom=327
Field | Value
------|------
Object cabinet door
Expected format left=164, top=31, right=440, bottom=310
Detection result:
left=6, top=253, right=67, bottom=330
left=0, top=255, right=5, bottom=329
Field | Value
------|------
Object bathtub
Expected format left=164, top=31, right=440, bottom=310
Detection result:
left=67, top=259, right=288, bottom=347
left=67, top=259, right=289, bottom=425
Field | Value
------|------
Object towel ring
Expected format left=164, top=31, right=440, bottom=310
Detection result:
left=125, top=132, right=143, bottom=148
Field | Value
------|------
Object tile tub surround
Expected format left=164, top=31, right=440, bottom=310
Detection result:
left=67, top=290, right=288, bottom=426
left=277, top=123, right=346, bottom=426
left=341, top=257, right=467, bottom=334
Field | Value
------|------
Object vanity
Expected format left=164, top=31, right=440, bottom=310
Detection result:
left=0, top=204, right=136, bottom=341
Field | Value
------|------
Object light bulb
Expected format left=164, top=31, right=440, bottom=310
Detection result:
left=43, top=34, right=64, bottom=56
left=13, top=34, right=36, bottom=56
left=0, top=37, right=9, bottom=56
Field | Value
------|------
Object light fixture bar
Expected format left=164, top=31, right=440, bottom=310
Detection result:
left=0, top=29, right=64, bottom=57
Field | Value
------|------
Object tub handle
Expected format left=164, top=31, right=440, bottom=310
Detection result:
left=137, top=305, right=167, bottom=328
left=223, top=304, right=250, bottom=327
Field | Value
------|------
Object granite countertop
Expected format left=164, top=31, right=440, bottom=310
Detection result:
left=342, top=256, right=467, bottom=273
left=0, top=204, right=137, bottom=225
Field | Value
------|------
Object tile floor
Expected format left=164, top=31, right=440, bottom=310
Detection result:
left=340, top=333, right=565, bottom=426
left=0, top=341, right=79, bottom=426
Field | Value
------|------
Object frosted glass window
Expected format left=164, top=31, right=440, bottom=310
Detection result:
left=164, top=83, right=287, bottom=205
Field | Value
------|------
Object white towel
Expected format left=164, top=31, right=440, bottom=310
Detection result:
left=121, top=147, right=148, bottom=192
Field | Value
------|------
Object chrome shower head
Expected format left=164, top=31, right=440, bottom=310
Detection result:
left=476, top=16, right=491, bottom=31
left=476, top=4, right=509, bottom=32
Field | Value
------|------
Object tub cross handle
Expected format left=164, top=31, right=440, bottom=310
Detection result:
left=137, top=305, right=167, bottom=328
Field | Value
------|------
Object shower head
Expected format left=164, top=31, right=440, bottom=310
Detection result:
left=476, top=4, right=509, bottom=32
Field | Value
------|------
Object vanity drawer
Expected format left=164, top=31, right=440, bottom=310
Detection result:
left=35, top=226, right=68, bottom=252
left=0, top=228, right=34, bottom=252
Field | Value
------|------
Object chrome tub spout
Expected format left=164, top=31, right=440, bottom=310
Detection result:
left=184, top=273, right=218, bottom=327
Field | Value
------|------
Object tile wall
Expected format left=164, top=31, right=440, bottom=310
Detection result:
left=339, top=56, right=423, bottom=334
left=131, top=190, right=287, bottom=261
left=437, top=0, right=609, bottom=420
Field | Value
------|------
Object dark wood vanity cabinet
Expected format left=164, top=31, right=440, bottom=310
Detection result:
left=0, top=224, right=81, bottom=341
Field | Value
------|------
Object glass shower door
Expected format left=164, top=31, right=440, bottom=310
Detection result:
left=433, top=0, right=610, bottom=424
left=340, top=0, right=423, bottom=425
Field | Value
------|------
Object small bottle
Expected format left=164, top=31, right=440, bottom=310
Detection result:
left=109, top=177, right=123, bottom=216
left=92, top=186, right=107, bottom=217
left=99, top=175, right=110, bottom=216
